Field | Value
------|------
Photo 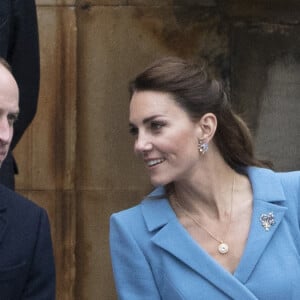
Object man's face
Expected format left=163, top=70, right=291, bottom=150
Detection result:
left=0, top=64, right=19, bottom=167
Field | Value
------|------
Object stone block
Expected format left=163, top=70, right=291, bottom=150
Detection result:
left=231, top=23, right=300, bottom=171
left=76, top=5, right=228, bottom=190
left=14, top=6, right=77, bottom=190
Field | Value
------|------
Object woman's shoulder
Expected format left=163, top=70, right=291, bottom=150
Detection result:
left=276, top=170, right=300, bottom=198
left=245, top=166, right=299, bottom=200
left=247, top=166, right=300, bottom=182
left=111, top=186, right=178, bottom=234
left=276, top=169, right=300, bottom=183
left=110, top=186, right=167, bottom=221
left=262, top=167, right=300, bottom=190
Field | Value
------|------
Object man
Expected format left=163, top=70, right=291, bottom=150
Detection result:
left=0, top=0, right=40, bottom=189
left=0, top=59, right=55, bottom=299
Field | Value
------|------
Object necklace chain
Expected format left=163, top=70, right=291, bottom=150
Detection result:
left=173, top=174, right=235, bottom=255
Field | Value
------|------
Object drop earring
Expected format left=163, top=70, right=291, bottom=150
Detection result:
left=198, top=140, right=208, bottom=154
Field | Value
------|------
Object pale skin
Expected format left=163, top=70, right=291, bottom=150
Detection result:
left=0, top=64, right=19, bottom=167
left=129, top=90, right=253, bottom=273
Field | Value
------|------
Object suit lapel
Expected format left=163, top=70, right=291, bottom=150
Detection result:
left=0, top=185, right=8, bottom=244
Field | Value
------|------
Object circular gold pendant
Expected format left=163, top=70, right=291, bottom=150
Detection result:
left=218, top=243, right=229, bottom=254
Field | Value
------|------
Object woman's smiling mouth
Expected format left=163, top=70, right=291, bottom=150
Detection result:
left=146, top=158, right=165, bottom=167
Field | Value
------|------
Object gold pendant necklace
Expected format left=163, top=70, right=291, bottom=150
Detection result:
left=173, top=174, right=235, bottom=255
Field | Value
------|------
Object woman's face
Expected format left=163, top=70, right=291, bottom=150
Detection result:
left=129, top=91, right=201, bottom=186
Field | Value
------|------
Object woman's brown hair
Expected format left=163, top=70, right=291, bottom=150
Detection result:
left=129, top=56, right=271, bottom=170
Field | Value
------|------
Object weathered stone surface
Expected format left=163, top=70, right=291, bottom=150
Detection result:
left=75, top=189, right=148, bottom=299
left=36, top=0, right=76, bottom=5
left=230, top=23, right=300, bottom=171
left=15, top=6, right=77, bottom=300
left=76, top=5, right=227, bottom=191
left=221, top=0, right=300, bottom=23
left=76, top=0, right=127, bottom=6
left=14, top=1, right=300, bottom=300
left=15, top=6, right=77, bottom=190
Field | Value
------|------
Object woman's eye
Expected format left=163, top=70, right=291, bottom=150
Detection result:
left=150, top=122, right=165, bottom=131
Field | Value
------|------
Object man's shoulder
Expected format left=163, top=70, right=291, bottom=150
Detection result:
left=0, top=184, right=43, bottom=215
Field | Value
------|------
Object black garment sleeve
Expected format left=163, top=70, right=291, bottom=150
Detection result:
left=8, top=0, right=40, bottom=150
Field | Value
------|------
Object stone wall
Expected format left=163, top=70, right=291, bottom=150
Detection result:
left=14, top=1, right=299, bottom=299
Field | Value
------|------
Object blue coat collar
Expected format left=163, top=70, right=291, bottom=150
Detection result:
left=140, top=167, right=287, bottom=299
left=142, top=167, right=286, bottom=231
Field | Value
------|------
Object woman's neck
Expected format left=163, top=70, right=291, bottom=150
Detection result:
left=172, top=157, right=237, bottom=221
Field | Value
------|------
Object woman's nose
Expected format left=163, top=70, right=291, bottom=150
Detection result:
left=134, top=133, right=152, bottom=154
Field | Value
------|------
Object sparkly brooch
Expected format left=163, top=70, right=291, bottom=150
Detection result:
left=260, top=212, right=275, bottom=231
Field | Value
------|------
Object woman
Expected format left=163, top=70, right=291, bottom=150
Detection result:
left=110, top=57, right=300, bottom=299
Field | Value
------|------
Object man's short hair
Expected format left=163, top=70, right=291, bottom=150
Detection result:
left=0, top=58, right=12, bottom=73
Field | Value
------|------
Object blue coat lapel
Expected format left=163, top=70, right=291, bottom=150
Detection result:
left=151, top=214, right=258, bottom=299
left=234, top=200, right=286, bottom=283
left=235, top=167, right=287, bottom=282
left=141, top=167, right=288, bottom=299
left=141, top=188, right=257, bottom=299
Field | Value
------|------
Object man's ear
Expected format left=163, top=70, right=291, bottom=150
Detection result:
left=196, top=113, right=217, bottom=142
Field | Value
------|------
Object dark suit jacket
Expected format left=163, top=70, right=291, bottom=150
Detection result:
left=0, top=0, right=40, bottom=189
left=0, top=184, right=55, bottom=299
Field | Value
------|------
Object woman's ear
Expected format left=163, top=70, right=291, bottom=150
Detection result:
left=196, top=113, right=217, bottom=142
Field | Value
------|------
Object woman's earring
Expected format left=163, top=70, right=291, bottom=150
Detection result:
left=198, top=140, right=208, bottom=154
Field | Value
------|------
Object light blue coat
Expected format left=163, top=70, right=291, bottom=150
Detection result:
left=110, top=167, right=300, bottom=299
